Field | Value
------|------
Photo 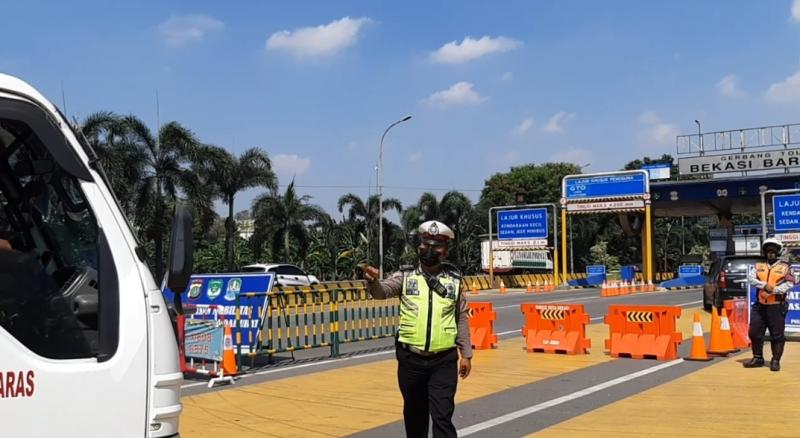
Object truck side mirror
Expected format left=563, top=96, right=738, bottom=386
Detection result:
left=165, top=205, right=193, bottom=294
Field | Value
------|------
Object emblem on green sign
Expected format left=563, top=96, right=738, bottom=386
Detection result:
left=207, top=279, right=223, bottom=300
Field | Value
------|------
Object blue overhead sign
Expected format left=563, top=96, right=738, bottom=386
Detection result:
left=642, top=163, right=671, bottom=180
left=497, top=208, right=548, bottom=240
left=563, top=171, right=648, bottom=200
left=773, top=194, right=800, bottom=232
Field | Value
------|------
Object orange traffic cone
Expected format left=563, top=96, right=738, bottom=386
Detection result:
left=499, top=279, right=506, bottom=294
left=221, top=323, right=238, bottom=375
left=471, top=281, right=479, bottom=295
left=707, top=308, right=736, bottom=356
left=685, top=312, right=713, bottom=361
left=718, top=308, right=739, bottom=353
left=526, top=281, right=533, bottom=294
left=534, top=280, right=541, bottom=293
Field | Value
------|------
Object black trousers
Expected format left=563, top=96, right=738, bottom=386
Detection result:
left=749, top=303, right=786, bottom=361
left=396, top=345, right=458, bottom=438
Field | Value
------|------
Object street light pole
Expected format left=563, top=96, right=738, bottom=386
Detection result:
left=379, top=115, right=412, bottom=279
left=694, top=120, right=703, bottom=155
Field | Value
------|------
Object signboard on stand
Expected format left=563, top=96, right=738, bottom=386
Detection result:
left=163, top=273, right=275, bottom=352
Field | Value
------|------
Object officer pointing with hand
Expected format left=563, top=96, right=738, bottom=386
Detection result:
left=362, top=220, right=471, bottom=438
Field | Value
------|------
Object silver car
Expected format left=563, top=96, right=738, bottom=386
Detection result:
left=241, top=263, right=320, bottom=287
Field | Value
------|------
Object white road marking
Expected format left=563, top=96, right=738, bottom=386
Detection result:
left=457, top=359, right=685, bottom=436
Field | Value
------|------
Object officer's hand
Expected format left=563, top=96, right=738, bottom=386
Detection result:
left=359, top=264, right=379, bottom=282
left=459, top=358, right=471, bottom=379
left=0, top=239, right=12, bottom=251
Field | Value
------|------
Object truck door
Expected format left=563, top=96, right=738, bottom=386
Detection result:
left=0, top=94, right=148, bottom=437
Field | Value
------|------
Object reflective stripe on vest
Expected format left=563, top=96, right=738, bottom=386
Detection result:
left=756, top=261, right=790, bottom=305
left=398, top=272, right=459, bottom=353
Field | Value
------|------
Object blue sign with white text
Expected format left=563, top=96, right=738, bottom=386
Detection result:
left=773, top=194, right=800, bottom=232
left=163, top=273, right=274, bottom=353
left=586, top=265, right=606, bottom=275
left=678, top=265, right=703, bottom=277
left=564, top=172, right=648, bottom=200
left=497, top=208, right=548, bottom=240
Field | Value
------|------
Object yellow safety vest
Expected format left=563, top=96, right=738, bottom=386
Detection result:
left=398, top=271, right=460, bottom=353
left=756, top=261, right=790, bottom=305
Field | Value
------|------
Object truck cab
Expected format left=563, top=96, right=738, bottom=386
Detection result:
left=0, top=74, right=191, bottom=437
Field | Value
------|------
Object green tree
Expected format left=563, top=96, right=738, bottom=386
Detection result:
left=337, top=193, right=402, bottom=266
left=251, top=180, right=326, bottom=263
left=202, top=146, right=276, bottom=271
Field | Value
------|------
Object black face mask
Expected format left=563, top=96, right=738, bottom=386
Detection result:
left=419, top=247, right=441, bottom=267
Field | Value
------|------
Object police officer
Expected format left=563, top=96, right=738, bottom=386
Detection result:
left=744, top=238, right=795, bottom=371
left=362, top=220, right=471, bottom=438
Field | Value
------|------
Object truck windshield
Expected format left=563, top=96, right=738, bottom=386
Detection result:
left=0, top=106, right=113, bottom=359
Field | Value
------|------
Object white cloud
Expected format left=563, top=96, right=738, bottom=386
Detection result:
left=430, top=35, right=521, bottom=64
left=500, top=71, right=513, bottom=81
left=424, top=81, right=486, bottom=108
left=408, top=152, right=422, bottom=162
left=515, top=117, right=535, bottom=135
left=273, top=154, right=311, bottom=178
left=266, top=16, right=371, bottom=58
left=638, top=111, right=680, bottom=146
left=551, top=147, right=594, bottom=165
left=792, top=0, right=800, bottom=22
left=765, top=71, right=800, bottom=103
left=716, top=74, right=746, bottom=98
left=158, top=14, right=224, bottom=47
left=542, top=111, right=575, bottom=133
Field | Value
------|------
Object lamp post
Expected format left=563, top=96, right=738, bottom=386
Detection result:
left=694, top=120, right=703, bottom=155
left=378, top=115, right=412, bottom=279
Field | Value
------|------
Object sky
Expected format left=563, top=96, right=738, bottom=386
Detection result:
left=5, top=1, right=800, bottom=220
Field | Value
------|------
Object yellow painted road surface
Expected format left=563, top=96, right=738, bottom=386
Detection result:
left=532, top=340, right=800, bottom=437
left=180, top=309, right=712, bottom=437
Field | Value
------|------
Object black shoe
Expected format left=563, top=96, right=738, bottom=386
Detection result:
left=770, top=359, right=781, bottom=372
left=743, top=357, right=765, bottom=368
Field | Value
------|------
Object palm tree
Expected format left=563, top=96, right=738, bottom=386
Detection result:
left=251, top=180, right=326, bottom=263
left=80, top=112, right=147, bottom=216
left=121, top=115, right=203, bottom=281
left=337, top=193, right=402, bottom=265
left=201, top=146, right=276, bottom=271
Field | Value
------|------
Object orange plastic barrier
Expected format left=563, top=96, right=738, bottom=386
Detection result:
left=604, top=305, right=683, bottom=360
left=724, top=299, right=751, bottom=349
left=468, top=302, right=498, bottom=350
left=520, top=303, right=591, bottom=354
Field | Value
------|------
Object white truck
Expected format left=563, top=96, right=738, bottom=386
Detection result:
left=0, top=74, right=193, bottom=437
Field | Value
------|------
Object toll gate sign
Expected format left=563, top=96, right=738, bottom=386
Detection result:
left=773, top=194, right=800, bottom=232
left=497, top=208, right=548, bottom=240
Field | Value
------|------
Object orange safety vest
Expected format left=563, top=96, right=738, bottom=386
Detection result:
left=755, top=260, right=790, bottom=305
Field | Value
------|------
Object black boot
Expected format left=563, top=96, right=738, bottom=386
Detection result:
left=743, top=357, right=764, bottom=368
left=770, top=359, right=781, bottom=372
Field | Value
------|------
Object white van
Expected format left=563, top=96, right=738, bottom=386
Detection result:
left=0, top=74, right=193, bottom=437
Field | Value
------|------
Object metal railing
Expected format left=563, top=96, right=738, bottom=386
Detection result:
left=677, top=123, right=800, bottom=156
left=233, top=281, right=400, bottom=371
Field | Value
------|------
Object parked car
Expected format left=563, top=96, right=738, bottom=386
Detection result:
left=703, top=255, right=761, bottom=310
left=241, top=263, right=320, bottom=287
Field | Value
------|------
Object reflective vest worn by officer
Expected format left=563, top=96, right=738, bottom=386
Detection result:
left=755, top=259, right=791, bottom=305
left=397, top=266, right=460, bottom=353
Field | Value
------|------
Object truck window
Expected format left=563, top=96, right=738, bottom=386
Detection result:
left=0, top=114, right=117, bottom=360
